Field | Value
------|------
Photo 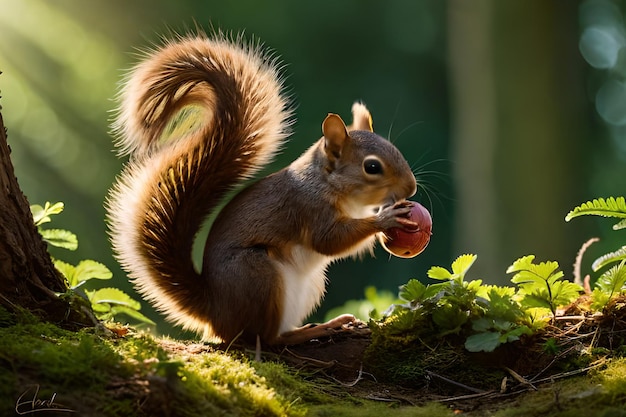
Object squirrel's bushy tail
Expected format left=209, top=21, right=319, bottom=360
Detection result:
left=107, top=34, right=291, bottom=336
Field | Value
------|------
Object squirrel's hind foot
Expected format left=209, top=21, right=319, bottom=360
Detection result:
left=276, top=314, right=368, bottom=345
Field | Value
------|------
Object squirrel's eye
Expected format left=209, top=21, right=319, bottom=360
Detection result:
left=363, top=158, right=383, bottom=175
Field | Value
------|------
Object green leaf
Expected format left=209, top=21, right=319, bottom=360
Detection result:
left=549, top=280, right=582, bottom=307
left=591, top=288, right=611, bottom=311
left=110, top=306, right=156, bottom=325
left=520, top=294, right=553, bottom=310
left=31, top=201, right=64, bottom=226
left=432, top=304, right=468, bottom=333
left=485, top=285, right=516, bottom=300
left=507, top=255, right=561, bottom=280
left=86, top=288, right=155, bottom=325
left=547, top=270, right=566, bottom=285
left=471, top=317, right=493, bottom=332
left=398, top=279, right=446, bottom=303
left=595, top=260, right=626, bottom=299
left=30, top=205, right=48, bottom=226
left=592, top=246, right=626, bottom=271
left=465, top=331, right=501, bottom=352
left=384, top=309, right=423, bottom=335
left=53, top=259, right=76, bottom=288
left=44, top=201, right=65, bottom=215
left=74, top=260, right=112, bottom=283
left=55, top=259, right=112, bottom=289
left=40, top=229, right=78, bottom=250
left=502, top=325, right=532, bottom=343
left=565, top=197, right=626, bottom=224
left=427, top=266, right=452, bottom=280
left=484, top=288, right=523, bottom=322
left=90, top=300, right=112, bottom=313
left=466, top=320, right=531, bottom=352
left=466, top=279, right=483, bottom=293
left=520, top=274, right=576, bottom=305
left=451, top=254, right=477, bottom=277
left=399, top=279, right=429, bottom=301
left=491, top=319, right=515, bottom=332
left=427, top=254, right=477, bottom=282
left=508, top=255, right=581, bottom=316
left=86, top=288, right=141, bottom=310
left=506, top=255, right=535, bottom=274
left=523, top=307, right=553, bottom=322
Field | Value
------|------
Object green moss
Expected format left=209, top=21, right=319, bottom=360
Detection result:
left=170, top=352, right=301, bottom=416
left=1, top=323, right=120, bottom=386
left=592, top=358, right=626, bottom=402
left=2, top=309, right=626, bottom=416
left=254, top=361, right=334, bottom=406
left=306, top=402, right=454, bottom=417
left=0, top=313, right=308, bottom=416
left=0, top=304, right=16, bottom=327
left=0, top=318, right=129, bottom=415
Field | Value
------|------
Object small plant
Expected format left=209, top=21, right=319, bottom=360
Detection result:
left=373, top=255, right=482, bottom=340
left=31, top=201, right=78, bottom=250
left=31, top=201, right=154, bottom=325
left=464, top=285, right=533, bottom=353
left=370, top=196, right=626, bottom=356
left=370, top=252, right=587, bottom=353
left=566, top=196, right=626, bottom=309
left=424, top=254, right=484, bottom=336
left=507, top=255, right=582, bottom=318
left=372, top=254, right=561, bottom=353
left=591, top=260, right=626, bottom=310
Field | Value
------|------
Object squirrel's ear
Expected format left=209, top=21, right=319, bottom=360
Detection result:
left=348, top=102, right=373, bottom=132
left=322, top=114, right=349, bottom=161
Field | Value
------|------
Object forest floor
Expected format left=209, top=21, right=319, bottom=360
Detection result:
left=2, top=305, right=625, bottom=417
left=269, top=329, right=623, bottom=416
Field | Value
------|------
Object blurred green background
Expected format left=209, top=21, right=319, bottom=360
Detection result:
left=1, top=0, right=624, bottom=337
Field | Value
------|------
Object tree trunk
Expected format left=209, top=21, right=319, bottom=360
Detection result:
left=448, top=0, right=590, bottom=281
left=0, top=108, right=89, bottom=325
left=448, top=0, right=500, bottom=279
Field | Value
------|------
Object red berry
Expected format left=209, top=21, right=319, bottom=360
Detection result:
left=380, top=202, right=432, bottom=258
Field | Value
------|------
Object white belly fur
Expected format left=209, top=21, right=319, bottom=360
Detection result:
left=276, top=246, right=331, bottom=334
left=275, top=235, right=378, bottom=334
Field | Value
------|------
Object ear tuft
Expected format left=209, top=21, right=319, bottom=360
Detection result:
left=349, top=102, right=373, bottom=132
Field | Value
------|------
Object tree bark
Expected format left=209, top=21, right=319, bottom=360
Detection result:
left=0, top=107, right=88, bottom=325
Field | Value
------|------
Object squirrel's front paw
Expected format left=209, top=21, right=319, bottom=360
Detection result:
left=376, top=200, right=418, bottom=231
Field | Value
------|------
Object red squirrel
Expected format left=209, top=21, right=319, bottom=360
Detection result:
left=106, top=33, right=418, bottom=345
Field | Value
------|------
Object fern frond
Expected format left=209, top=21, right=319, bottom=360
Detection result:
left=614, top=219, right=626, bottom=230
left=592, top=246, right=626, bottom=271
left=594, top=260, right=626, bottom=300
left=565, top=197, right=626, bottom=222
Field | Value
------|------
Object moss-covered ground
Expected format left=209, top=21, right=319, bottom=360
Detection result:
left=1, top=307, right=625, bottom=417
